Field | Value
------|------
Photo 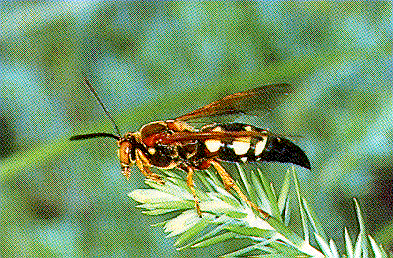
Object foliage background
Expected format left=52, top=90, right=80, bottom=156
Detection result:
left=0, top=2, right=392, bottom=257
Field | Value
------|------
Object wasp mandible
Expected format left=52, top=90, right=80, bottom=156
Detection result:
left=70, top=79, right=310, bottom=219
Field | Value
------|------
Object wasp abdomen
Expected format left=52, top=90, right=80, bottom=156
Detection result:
left=200, top=123, right=311, bottom=170
left=257, top=135, right=311, bottom=169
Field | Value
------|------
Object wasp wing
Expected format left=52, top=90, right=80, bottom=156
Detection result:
left=175, top=83, right=292, bottom=122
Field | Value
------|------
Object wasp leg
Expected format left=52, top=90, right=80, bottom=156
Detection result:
left=184, top=166, right=202, bottom=217
left=210, top=160, right=270, bottom=220
left=135, top=149, right=165, bottom=185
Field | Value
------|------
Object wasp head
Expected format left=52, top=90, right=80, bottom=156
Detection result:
left=117, top=132, right=140, bottom=179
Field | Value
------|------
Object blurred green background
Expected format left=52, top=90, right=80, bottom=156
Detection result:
left=0, top=2, right=392, bottom=257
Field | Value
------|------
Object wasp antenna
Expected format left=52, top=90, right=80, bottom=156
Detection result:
left=70, top=132, right=120, bottom=141
left=83, top=78, right=122, bottom=137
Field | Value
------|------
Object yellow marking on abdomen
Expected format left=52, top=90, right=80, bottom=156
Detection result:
left=205, top=139, right=222, bottom=152
left=244, top=126, right=252, bottom=131
left=232, top=137, right=251, bottom=155
left=255, top=137, right=268, bottom=156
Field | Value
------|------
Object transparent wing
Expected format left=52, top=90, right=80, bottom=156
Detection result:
left=175, top=83, right=292, bottom=122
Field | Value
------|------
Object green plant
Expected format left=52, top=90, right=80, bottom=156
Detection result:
left=129, top=165, right=391, bottom=257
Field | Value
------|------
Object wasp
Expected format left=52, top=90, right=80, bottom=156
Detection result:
left=70, top=79, right=310, bottom=219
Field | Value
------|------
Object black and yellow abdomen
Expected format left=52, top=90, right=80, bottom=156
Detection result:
left=199, top=123, right=311, bottom=169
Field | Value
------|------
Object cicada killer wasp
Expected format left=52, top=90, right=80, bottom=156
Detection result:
left=70, top=79, right=310, bottom=219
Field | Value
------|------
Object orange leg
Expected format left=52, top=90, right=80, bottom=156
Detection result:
left=135, top=149, right=165, bottom=185
left=210, top=160, right=270, bottom=220
left=185, top=166, right=202, bottom=217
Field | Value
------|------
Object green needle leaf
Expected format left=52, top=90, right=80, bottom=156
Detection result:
left=345, top=227, right=354, bottom=258
left=292, top=168, right=309, bottom=243
left=128, top=166, right=388, bottom=257
left=277, top=168, right=291, bottom=213
left=174, top=215, right=213, bottom=248
left=303, top=198, right=328, bottom=242
left=368, top=235, right=384, bottom=258
left=257, top=169, right=281, bottom=221
left=192, top=232, right=238, bottom=248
